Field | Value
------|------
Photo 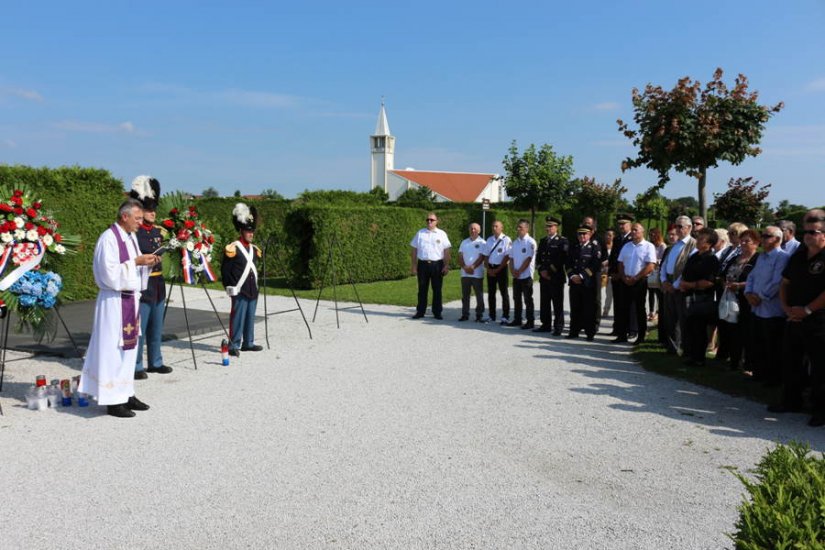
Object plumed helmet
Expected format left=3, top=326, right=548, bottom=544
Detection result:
left=129, top=175, right=161, bottom=211
left=232, top=203, right=258, bottom=232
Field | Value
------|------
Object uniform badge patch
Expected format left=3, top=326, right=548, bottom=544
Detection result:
left=497, top=248, right=502, bottom=253
left=474, top=243, right=480, bottom=248
left=811, top=260, right=824, bottom=275
left=521, top=248, right=526, bottom=253
left=436, top=239, right=441, bottom=244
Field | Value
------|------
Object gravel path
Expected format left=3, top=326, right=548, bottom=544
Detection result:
left=1, top=286, right=823, bottom=549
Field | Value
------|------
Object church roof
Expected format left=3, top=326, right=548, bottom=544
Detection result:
left=391, top=170, right=495, bottom=202
left=374, top=103, right=391, bottom=136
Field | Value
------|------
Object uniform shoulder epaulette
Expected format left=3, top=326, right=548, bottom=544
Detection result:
left=254, top=245, right=262, bottom=258
left=224, top=243, right=237, bottom=258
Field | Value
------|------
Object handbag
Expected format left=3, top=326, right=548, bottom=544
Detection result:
left=718, top=289, right=740, bottom=323
left=686, top=291, right=717, bottom=318
left=647, top=267, right=661, bottom=289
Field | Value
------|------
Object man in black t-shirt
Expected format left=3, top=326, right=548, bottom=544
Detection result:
left=769, top=209, right=825, bottom=427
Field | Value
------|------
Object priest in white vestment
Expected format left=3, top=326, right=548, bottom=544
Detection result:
left=79, top=199, right=161, bottom=418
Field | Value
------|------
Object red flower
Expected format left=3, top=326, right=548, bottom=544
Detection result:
left=10, top=196, right=22, bottom=206
left=0, top=203, right=12, bottom=212
left=207, top=235, right=215, bottom=244
left=163, top=219, right=175, bottom=229
left=193, top=230, right=200, bottom=239
left=54, top=234, right=63, bottom=243
left=13, top=207, right=23, bottom=215
left=13, top=189, right=23, bottom=197
left=170, top=208, right=179, bottom=215
left=188, top=205, right=196, bottom=211
left=184, top=220, right=195, bottom=229
left=26, top=208, right=37, bottom=218
left=24, top=222, right=34, bottom=230
left=177, top=229, right=190, bottom=240
left=33, top=202, right=42, bottom=210
left=37, top=226, right=48, bottom=236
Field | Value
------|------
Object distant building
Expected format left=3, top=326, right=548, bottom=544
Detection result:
left=370, top=103, right=502, bottom=203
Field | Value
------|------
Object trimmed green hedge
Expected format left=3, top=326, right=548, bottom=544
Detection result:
left=282, top=205, right=539, bottom=289
left=731, top=442, right=825, bottom=548
left=0, top=165, right=125, bottom=300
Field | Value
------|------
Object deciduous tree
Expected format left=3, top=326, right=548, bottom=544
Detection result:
left=502, top=141, right=575, bottom=228
left=201, top=186, right=219, bottom=198
left=712, top=177, right=771, bottom=225
left=617, top=68, right=783, bottom=220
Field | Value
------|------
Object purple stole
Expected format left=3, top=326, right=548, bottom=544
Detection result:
left=110, top=224, right=139, bottom=350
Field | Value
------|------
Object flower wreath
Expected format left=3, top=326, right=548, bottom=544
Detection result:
left=0, top=186, right=77, bottom=330
left=160, top=195, right=219, bottom=284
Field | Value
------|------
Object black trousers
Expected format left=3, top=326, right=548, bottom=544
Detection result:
left=416, top=259, right=444, bottom=316
left=512, top=277, right=534, bottom=322
left=615, top=279, right=648, bottom=340
left=753, top=316, right=786, bottom=384
left=486, top=266, right=509, bottom=320
left=539, top=277, right=565, bottom=331
left=781, top=314, right=825, bottom=415
left=569, top=283, right=596, bottom=337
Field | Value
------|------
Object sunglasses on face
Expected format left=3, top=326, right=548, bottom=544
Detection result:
left=426, top=218, right=436, bottom=222
left=802, top=229, right=823, bottom=235
left=761, top=234, right=778, bottom=239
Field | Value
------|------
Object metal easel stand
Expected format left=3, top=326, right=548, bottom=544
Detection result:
left=0, top=312, right=8, bottom=415
left=311, top=232, right=369, bottom=329
left=161, top=276, right=198, bottom=371
left=261, top=233, right=312, bottom=350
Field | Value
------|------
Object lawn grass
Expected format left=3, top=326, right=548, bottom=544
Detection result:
left=633, top=328, right=781, bottom=406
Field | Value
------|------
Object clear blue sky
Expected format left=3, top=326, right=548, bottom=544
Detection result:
left=1, top=0, right=823, bottom=207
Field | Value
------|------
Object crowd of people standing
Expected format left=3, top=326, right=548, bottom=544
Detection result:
left=411, top=209, right=825, bottom=428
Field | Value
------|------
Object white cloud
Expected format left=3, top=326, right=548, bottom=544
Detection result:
left=54, top=120, right=138, bottom=134
left=0, top=86, right=43, bottom=102
left=593, top=101, right=619, bottom=111
left=805, top=77, right=825, bottom=92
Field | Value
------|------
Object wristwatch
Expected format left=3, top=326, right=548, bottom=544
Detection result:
left=804, top=306, right=813, bottom=316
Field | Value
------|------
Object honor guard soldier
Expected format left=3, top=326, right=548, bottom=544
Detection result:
left=608, top=213, right=634, bottom=336
left=535, top=216, right=568, bottom=335
left=221, top=203, right=263, bottom=356
left=566, top=224, right=602, bottom=341
left=130, top=176, right=172, bottom=379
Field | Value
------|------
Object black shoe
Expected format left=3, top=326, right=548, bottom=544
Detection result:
left=241, top=345, right=264, bottom=352
left=611, top=337, right=629, bottom=344
left=683, top=358, right=705, bottom=367
left=458, top=316, right=469, bottom=322
left=533, top=325, right=552, bottom=333
left=607, top=330, right=618, bottom=336
left=586, top=334, right=595, bottom=341
left=552, top=330, right=563, bottom=337
left=631, top=337, right=645, bottom=345
left=808, top=415, right=825, bottom=427
left=521, top=322, right=535, bottom=330
left=767, top=403, right=803, bottom=414
left=628, top=332, right=638, bottom=339
left=126, top=396, right=150, bottom=411
left=412, top=313, right=424, bottom=319
left=506, top=320, right=522, bottom=327
left=229, top=348, right=240, bottom=357
left=146, top=365, right=173, bottom=374
left=134, top=370, right=148, bottom=380
left=434, top=314, right=443, bottom=320
left=107, top=404, right=136, bottom=418
left=565, top=333, right=579, bottom=340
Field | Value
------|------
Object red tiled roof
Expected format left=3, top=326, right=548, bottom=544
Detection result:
left=391, top=170, right=494, bottom=202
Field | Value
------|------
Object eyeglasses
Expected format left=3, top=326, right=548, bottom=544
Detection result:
left=802, top=229, right=823, bottom=235
left=426, top=218, right=436, bottom=222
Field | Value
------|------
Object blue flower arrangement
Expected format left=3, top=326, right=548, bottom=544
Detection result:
left=9, top=271, right=62, bottom=309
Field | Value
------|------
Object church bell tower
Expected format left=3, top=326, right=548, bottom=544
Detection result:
left=370, top=101, right=395, bottom=193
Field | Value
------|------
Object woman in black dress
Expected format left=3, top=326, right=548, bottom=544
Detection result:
left=680, top=228, right=721, bottom=366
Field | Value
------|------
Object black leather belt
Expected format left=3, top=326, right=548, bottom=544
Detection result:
left=488, top=263, right=501, bottom=268
left=418, top=259, right=443, bottom=264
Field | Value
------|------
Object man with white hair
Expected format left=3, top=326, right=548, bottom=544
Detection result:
left=778, top=220, right=800, bottom=256
left=659, top=216, right=696, bottom=354
left=745, top=225, right=790, bottom=385
left=458, top=223, right=486, bottom=322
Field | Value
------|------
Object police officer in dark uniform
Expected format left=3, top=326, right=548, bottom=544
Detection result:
left=566, top=224, right=602, bottom=341
left=769, top=209, right=825, bottom=427
left=608, top=213, right=634, bottom=336
left=535, top=216, right=568, bottom=335
left=130, top=176, right=172, bottom=379
left=221, top=203, right=263, bottom=356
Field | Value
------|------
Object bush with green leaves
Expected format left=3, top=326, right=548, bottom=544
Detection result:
left=730, top=441, right=825, bottom=549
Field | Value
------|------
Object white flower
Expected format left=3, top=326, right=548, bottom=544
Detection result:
left=169, top=238, right=181, bottom=249
left=205, top=254, right=212, bottom=263
left=186, top=241, right=195, bottom=252
left=42, top=234, right=54, bottom=246
left=0, top=232, right=12, bottom=243
left=192, top=248, right=201, bottom=258
left=14, top=217, right=24, bottom=229
left=25, top=229, right=38, bottom=242
left=55, top=244, right=66, bottom=254
left=14, top=229, right=25, bottom=240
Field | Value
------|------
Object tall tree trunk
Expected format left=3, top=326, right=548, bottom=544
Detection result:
left=530, top=206, right=536, bottom=233
left=698, top=169, right=707, bottom=222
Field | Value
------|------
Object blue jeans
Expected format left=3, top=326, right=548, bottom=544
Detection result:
left=136, top=300, right=165, bottom=372
left=230, top=295, right=258, bottom=350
